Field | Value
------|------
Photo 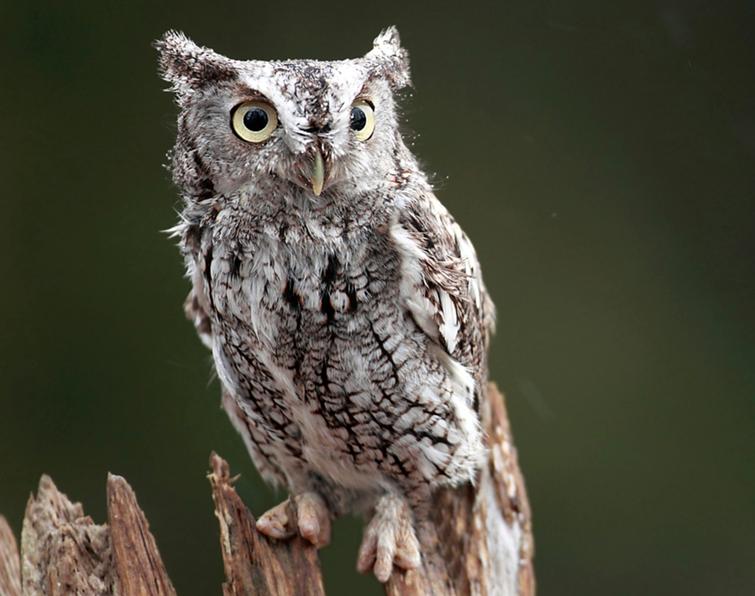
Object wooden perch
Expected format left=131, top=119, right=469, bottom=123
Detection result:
left=0, top=384, right=533, bottom=595
left=2, top=474, right=175, bottom=596
left=20, top=475, right=115, bottom=594
left=107, top=474, right=176, bottom=596
left=209, top=452, right=325, bottom=596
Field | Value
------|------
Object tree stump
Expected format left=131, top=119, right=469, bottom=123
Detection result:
left=0, top=384, right=533, bottom=595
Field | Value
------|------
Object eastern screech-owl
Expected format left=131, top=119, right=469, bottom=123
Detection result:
left=156, top=27, right=495, bottom=582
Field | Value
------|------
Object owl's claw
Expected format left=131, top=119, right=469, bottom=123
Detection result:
left=256, top=492, right=331, bottom=548
left=357, top=494, right=421, bottom=583
left=294, top=492, right=331, bottom=546
left=256, top=499, right=294, bottom=540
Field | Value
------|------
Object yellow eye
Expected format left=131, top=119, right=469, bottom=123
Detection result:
left=231, top=100, right=278, bottom=143
left=350, top=99, right=375, bottom=141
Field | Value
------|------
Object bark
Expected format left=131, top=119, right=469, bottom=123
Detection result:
left=10, top=473, right=174, bottom=596
left=20, top=475, right=114, bottom=595
left=0, top=384, right=533, bottom=595
left=107, top=474, right=176, bottom=596
left=209, top=452, right=325, bottom=596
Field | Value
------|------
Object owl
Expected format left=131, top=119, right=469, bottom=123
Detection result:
left=156, top=27, right=495, bottom=582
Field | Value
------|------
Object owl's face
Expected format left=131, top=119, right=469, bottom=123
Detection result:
left=156, top=28, right=411, bottom=203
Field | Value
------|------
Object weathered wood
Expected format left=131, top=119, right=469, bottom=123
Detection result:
left=385, top=383, right=535, bottom=596
left=208, top=452, right=326, bottom=596
left=16, top=473, right=174, bottom=596
left=20, top=475, right=114, bottom=595
left=107, top=473, right=177, bottom=596
left=0, top=515, right=22, bottom=596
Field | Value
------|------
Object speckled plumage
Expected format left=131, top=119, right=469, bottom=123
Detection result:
left=156, top=27, right=495, bottom=581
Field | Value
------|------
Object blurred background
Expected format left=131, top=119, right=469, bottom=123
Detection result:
left=1, top=1, right=753, bottom=594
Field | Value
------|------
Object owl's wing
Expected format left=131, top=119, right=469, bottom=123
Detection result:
left=172, top=219, right=215, bottom=350
left=184, top=285, right=213, bottom=348
left=391, top=191, right=495, bottom=395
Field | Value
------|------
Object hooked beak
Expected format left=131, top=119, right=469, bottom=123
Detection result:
left=310, top=150, right=325, bottom=196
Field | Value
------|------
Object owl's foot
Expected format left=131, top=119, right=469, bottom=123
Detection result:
left=357, top=493, right=421, bottom=583
left=255, top=491, right=331, bottom=548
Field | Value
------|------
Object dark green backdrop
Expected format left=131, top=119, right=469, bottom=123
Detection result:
left=1, top=1, right=753, bottom=594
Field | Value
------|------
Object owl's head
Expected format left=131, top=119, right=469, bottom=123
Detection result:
left=156, top=28, right=411, bottom=203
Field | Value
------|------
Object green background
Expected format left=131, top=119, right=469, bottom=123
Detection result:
left=1, top=1, right=753, bottom=594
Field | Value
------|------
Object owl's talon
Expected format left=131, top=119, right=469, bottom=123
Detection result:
left=294, top=492, right=331, bottom=547
left=256, top=499, right=296, bottom=540
left=256, top=492, right=331, bottom=548
left=357, top=494, right=421, bottom=583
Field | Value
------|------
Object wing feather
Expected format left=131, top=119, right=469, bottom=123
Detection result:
left=391, top=191, right=495, bottom=393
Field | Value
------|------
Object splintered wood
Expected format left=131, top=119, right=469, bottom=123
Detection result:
left=2, top=474, right=174, bottom=596
left=0, top=384, right=533, bottom=595
left=209, top=452, right=325, bottom=596
left=107, top=474, right=176, bottom=596
left=20, top=475, right=115, bottom=595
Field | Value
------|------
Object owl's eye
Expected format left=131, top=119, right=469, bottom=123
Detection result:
left=350, top=100, right=375, bottom=141
left=231, top=101, right=278, bottom=143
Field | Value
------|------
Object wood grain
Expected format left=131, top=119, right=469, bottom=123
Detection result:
left=20, top=475, right=113, bottom=595
left=209, top=452, right=326, bottom=596
left=107, top=473, right=176, bottom=596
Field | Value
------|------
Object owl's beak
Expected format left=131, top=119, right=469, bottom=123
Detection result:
left=310, top=150, right=325, bottom=196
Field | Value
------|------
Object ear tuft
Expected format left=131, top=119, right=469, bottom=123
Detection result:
left=366, top=26, right=411, bottom=89
left=154, top=31, right=237, bottom=97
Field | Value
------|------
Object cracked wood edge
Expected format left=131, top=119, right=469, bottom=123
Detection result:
left=385, top=383, right=535, bottom=596
left=12, top=473, right=174, bottom=596
left=20, top=475, right=114, bottom=595
left=107, top=473, right=177, bottom=596
left=208, top=451, right=326, bottom=596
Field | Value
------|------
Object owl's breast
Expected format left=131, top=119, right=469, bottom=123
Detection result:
left=197, top=216, right=482, bottom=492
left=206, top=225, right=403, bottom=375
